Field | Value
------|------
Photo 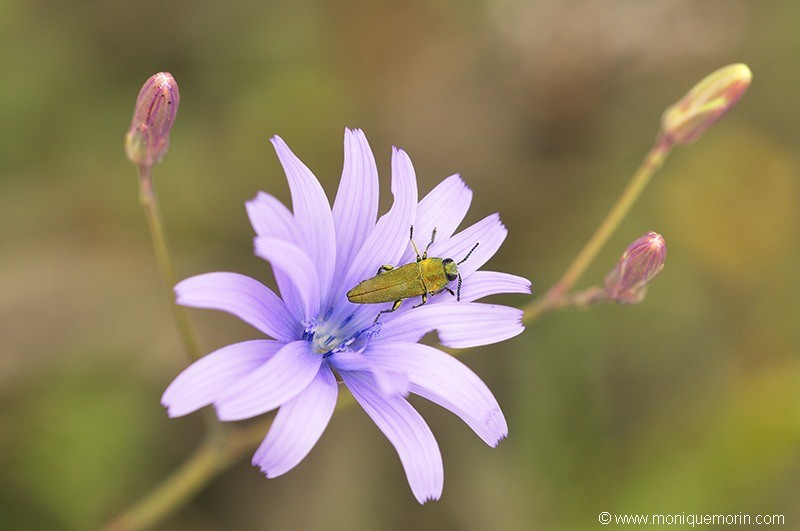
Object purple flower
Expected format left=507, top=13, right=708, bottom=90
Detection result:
left=161, top=129, right=530, bottom=503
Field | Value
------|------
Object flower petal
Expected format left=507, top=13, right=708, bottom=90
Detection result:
left=338, top=148, right=419, bottom=328
left=245, top=193, right=306, bottom=321
left=399, top=174, right=472, bottom=265
left=254, top=237, right=320, bottom=322
left=271, top=136, right=337, bottom=304
left=329, top=129, right=380, bottom=305
left=175, top=272, right=299, bottom=341
left=342, top=147, right=418, bottom=294
left=341, top=370, right=443, bottom=503
left=252, top=364, right=338, bottom=478
left=332, top=350, right=410, bottom=397
left=433, top=213, right=507, bottom=278
left=245, top=191, right=303, bottom=244
left=215, top=340, right=323, bottom=421
left=162, top=340, right=282, bottom=418
left=457, top=271, right=532, bottom=303
left=379, top=302, right=524, bottom=348
left=361, top=342, right=507, bottom=446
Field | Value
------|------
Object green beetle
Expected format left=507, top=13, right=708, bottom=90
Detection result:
left=347, top=226, right=479, bottom=323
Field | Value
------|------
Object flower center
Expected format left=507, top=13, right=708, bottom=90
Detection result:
left=303, top=313, right=379, bottom=356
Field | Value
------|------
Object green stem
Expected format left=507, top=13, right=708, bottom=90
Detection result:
left=522, top=134, right=673, bottom=322
left=103, top=396, right=357, bottom=530
left=138, top=166, right=201, bottom=361
left=102, top=426, right=263, bottom=531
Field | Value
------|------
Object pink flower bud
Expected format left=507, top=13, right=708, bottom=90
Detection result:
left=124, top=72, right=180, bottom=167
left=660, top=63, right=751, bottom=145
left=604, top=232, right=666, bottom=304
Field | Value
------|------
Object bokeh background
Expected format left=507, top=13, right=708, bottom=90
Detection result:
left=1, top=0, right=798, bottom=529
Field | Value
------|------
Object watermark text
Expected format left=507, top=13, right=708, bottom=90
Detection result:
left=598, top=511, right=784, bottom=526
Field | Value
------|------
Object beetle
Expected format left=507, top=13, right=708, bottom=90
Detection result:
left=347, top=226, right=479, bottom=323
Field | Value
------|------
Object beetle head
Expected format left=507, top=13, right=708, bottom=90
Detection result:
left=442, top=258, right=459, bottom=282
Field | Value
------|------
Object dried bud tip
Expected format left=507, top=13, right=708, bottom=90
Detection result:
left=125, top=72, right=180, bottom=167
left=660, top=63, right=752, bottom=145
left=604, top=232, right=666, bottom=304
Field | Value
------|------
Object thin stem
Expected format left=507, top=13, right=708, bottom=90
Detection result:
left=103, top=394, right=357, bottom=530
left=522, top=134, right=674, bottom=322
left=138, top=165, right=201, bottom=361
left=102, top=426, right=264, bottom=531
left=523, top=285, right=610, bottom=322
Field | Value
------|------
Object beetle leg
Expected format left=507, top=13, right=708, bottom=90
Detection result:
left=376, top=264, right=394, bottom=275
left=373, top=299, right=403, bottom=324
left=412, top=276, right=430, bottom=309
left=443, top=286, right=455, bottom=297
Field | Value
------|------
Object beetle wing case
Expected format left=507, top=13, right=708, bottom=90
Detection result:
left=347, top=262, right=427, bottom=304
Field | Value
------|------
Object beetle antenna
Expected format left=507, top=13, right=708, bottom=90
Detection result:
left=423, top=227, right=437, bottom=259
left=409, top=225, right=423, bottom=261
left=457, top=242, right=479, bottom=265
left=457, top=273, right=463, bottom=301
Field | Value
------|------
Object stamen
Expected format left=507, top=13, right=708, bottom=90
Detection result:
left=307, top=314, right=375, bottom=356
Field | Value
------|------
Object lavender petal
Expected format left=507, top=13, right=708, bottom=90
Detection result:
left=456, top=270, right=532, bottom=303
left=380, top=302, right=524, bottom=348
left=271, top=136, right=337, bottom=304
left=329, top=129, right=380, bottom=305
left=399, top=174, right=472, bottom=265
left=338, top=148, right=419, bottom=328
left=342, top=147, right=418, bottom=297
left=215, top=340, right=322, bottom=421
left=362, top=341, right=508, bottom=446
left=252, top=364, right=338, bottom=478
left=254, top=237, right=321, bottom=322
left=341, top=370, right=443, bottom=504
left=162, top=340, right=282, bottom=417
left=245, top=192, right=307, bottom=319
left=332, top=349, right=410, bottom=397
left=245, top=191, right=303, bottom=244
left=175, top=272, right=299, bottom=341
left=432, top=213, right=507, bottom=278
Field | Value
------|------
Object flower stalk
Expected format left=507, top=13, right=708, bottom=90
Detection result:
left=137, top=165, right=201, bottom=361
left=125, top=73, right=201, bottom=361
left=102, top=425, right=260, bottom=531
left=523, top=63, right=750, bottom=322
left=522, top=135, right=672, bottom=322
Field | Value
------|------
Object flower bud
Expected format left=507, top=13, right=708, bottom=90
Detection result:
left=604, top=232, right=666, bottom=304
left=660, top=63, right=751, bottom=145
left=125, top=72, right=180, bottom=167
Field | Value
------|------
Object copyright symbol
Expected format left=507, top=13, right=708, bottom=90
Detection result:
left=599, top=512, right=611, bottom=525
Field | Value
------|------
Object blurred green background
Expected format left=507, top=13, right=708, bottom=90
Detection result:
left=1, top=0, right=798, bottom=529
